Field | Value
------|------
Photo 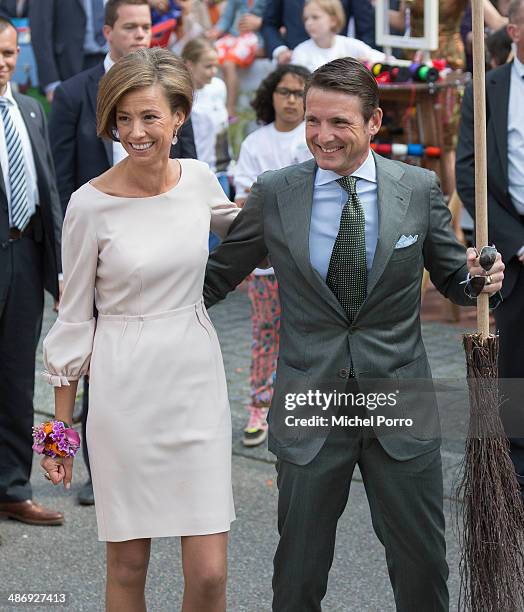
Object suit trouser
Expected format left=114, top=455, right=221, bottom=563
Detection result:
left=495, top=265, right=524, bottom=502
left=0, top=236, right=43, bottom=502
left=272, top=407, right=449, bottom=611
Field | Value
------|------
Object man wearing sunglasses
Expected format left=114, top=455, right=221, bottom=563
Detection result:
left=205, top=57, right=504, bottom=610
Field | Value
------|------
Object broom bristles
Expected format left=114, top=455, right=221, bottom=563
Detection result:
left=456, top=333, right=524, bottom=611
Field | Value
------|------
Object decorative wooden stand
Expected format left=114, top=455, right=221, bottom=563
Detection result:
left=378, top=72, right=471, bottom=320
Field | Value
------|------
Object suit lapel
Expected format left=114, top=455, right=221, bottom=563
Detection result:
left=277, top=155, right=413, bottom=322
left=87, top=64, right=113, bottom=166
left=277, top=160, right=348, bottom=320
left=488, top=63, right=511, bottom=187
left=365, top=154, right=412, bottom=297
left=14, top=93, right=48, bottom=190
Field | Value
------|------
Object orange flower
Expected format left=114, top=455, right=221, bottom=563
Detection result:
left=44, top=422, right=53, bottom=435
left=47, top=442, right=62, bottom=456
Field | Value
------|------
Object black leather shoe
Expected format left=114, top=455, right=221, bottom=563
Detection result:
left=77, top=480, right=94, bottom=506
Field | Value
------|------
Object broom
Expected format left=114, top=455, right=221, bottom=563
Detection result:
left=456, top=0, right=524, bottom=609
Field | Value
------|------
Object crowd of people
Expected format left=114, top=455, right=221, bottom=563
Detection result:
left=0, top=0, right=521, bottom=610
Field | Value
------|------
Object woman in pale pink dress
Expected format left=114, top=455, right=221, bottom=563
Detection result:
left=40, top=48, right=238, bottom=612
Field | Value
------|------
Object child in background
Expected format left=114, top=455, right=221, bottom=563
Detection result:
left=234, top=64, right=312, bottom=447
left=291, top=0, right=386, bottom=73
left=183, top=37, right=232, bottom=249
left=206, top=0, right=267, bottom=120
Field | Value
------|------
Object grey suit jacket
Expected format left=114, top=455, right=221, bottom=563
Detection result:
left=204, top=154, right=474, bottom=464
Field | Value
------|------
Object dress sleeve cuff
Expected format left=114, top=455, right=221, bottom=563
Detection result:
left=41, top=372, right=73, bottom=387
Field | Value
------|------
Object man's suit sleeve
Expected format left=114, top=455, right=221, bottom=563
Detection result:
left=37, top=101, right=63, bottom=276
left=48, top=83, right=77, bottom=213
left=261, top=0, right=285, bottom=58
left=455, top=82, right=476, bottom=218
left=204, top=177, right=268, bottom=308
left=456, top=81, right=524, bottom=263
left=171, top=117, right=196, bottom=159
left=423, top=171, right=474, bottom=306
left=29, top=0, right=60, bottom=90
left=0, top=0, right=17, bottom=18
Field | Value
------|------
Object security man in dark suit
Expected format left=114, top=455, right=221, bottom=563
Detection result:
left=0, top=0, right=27, bottom=18
left=29, top=0, right=109, bottom=102
left=0, top=17, right=64, bottom=526
left=48, top=0, right=196, bottom=504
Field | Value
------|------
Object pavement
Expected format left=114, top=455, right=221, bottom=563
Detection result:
left=0, top=286, right=478, bottom=611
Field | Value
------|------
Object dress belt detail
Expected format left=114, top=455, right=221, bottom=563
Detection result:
left=97, top=298, right=205, bottom=322
left=98, top=300, right=208, bottom=349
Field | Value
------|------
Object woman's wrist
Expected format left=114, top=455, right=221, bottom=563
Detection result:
left=32, top=419, right=81, bottom=458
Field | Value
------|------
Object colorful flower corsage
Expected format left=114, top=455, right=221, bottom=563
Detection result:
left=32, top=420, right=80, bottom=458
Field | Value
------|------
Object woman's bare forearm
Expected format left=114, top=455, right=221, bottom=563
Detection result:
left=54, top=381, right=79, bottom=425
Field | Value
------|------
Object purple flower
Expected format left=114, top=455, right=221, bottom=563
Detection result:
left=64, top=428, right=80, bottom=450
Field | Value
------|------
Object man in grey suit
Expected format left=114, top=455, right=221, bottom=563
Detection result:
left=204, top=58, right=504, bottom=611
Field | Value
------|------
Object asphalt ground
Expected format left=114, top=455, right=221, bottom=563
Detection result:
left=0, top=287, right=477, bottom=611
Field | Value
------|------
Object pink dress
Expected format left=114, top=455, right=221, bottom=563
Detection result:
left=43, top=159, right=238, bottom=541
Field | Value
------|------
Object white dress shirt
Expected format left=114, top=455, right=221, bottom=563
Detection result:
left=0, top=82, right=39, bottom=225
left=104, top=54, right=128, bottom=166
left=508, top=55, right=524, bottom=217
left=309, top=149, right=379, bottom=280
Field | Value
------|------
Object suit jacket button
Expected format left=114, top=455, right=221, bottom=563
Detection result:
left=338, top=368, right=350, bottom=379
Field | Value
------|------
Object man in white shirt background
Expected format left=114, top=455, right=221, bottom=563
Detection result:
left=0, top=17, right=64, bottom=527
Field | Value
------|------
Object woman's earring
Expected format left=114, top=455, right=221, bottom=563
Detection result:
left=172, top=131, right=178, bottom=146
left=111, top=127, right=120, bottom=142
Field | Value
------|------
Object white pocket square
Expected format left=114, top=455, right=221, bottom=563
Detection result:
left=394, top=234, right=418, bottom=249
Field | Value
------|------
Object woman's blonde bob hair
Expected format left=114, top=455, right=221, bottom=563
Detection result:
left=304, top=0, right=346, bottom=34
left=97, top=47, right=193, bottom=141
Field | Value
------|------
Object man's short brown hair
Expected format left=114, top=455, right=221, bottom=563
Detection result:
left=105, top=0, right=150, bottom=27
left=305, top=57, right=379, bottom=123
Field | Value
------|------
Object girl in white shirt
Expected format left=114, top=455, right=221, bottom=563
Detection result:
left=183, top=37, right=232, bottom=249
left=234, top=64, right=312, bottom=447
left=291, top=0, right=386, bottom=73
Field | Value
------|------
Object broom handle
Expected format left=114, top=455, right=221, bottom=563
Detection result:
left=471, top=0, right=490, bottom=338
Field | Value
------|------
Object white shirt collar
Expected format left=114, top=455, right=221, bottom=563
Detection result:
left=512, top=54, right=524, bottom=79
left=104, top=53, right=116, bottom=73
left=0, top=82, right=16, bottom=106
left=314, top=149, right=376, bottom=187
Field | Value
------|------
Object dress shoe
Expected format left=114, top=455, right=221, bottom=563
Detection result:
left=77, top=480, right=94, bottom=506
left=0, top=500, right=64, bottom=526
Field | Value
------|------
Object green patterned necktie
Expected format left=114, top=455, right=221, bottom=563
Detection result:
left=326, top=175, right=367, bottom=323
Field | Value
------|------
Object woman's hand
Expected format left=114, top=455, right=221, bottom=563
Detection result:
left=41, top=455, right=74, bottom=490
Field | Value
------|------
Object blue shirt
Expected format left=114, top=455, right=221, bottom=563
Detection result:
left=82, top=0, right=109, bottom=55
left=309, top=150, right=379, bottom=280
